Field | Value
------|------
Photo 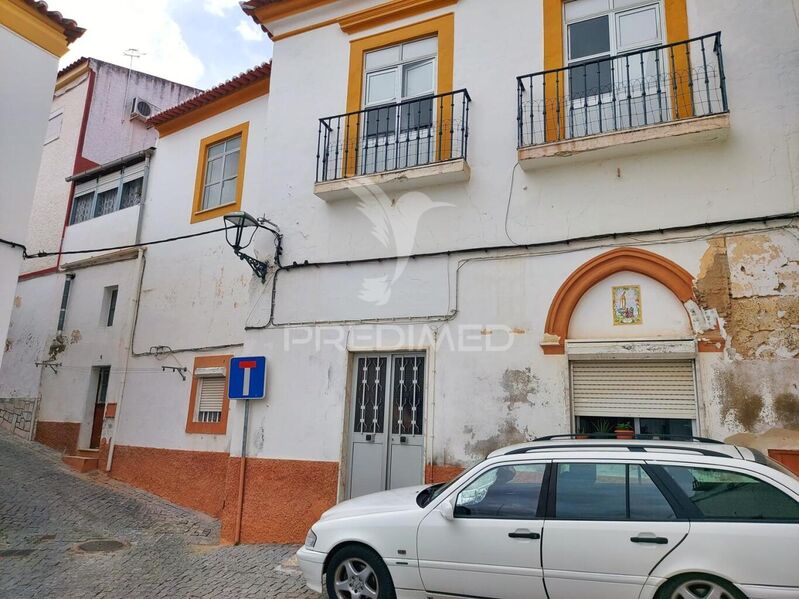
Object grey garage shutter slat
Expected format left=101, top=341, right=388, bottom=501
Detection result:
left=571, top=361, right=697, bottom=419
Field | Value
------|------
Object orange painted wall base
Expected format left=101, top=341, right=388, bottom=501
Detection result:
left=221, top=457, right=339, bottom=544
left=93, top=444, right=465, bottom=545
left=425, top=464, right=464, bottom=484
left=109, top=445, right=229, bottom=517
left=35, top=421, right=80, bottom=454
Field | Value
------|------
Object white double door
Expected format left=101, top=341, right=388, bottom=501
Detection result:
left=346, top=354, right=426, bottom=499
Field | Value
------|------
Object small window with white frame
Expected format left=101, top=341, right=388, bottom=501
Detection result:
left=201, top=135, right=241, bottom=211
left=101, top=285, right=118, bottom=327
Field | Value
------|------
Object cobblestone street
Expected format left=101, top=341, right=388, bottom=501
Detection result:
left=0, top=431, right=320, bottom=599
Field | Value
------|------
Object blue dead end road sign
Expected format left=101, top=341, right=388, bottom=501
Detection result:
left=229, top=356, right=266, bottom=400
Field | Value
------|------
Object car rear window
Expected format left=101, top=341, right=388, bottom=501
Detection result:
left=663, top=466, right=799, bottom=521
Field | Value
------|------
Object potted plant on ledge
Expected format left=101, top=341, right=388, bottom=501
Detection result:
left=614, top=422, right=635, bottom=440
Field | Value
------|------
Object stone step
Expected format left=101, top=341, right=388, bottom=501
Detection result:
left=76, top=448, right=100, bottom=458
left=62, top=455, right=98, bottom=473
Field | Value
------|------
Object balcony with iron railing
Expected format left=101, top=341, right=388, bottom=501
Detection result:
left=516, top=33, right=730, bottom=169
left=314, top=89, right=471, bottom=201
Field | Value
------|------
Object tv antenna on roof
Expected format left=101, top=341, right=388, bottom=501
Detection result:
left=122, top=48, right=147, bottom=115
left=123, top=48, right=146, bottom=68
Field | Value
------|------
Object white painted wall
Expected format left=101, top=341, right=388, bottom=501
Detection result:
left=82, top=61, right=199, bottom=165
left=111, top=95, right=269, bottom=452
left=0, top=27, right=60, bottom=363
left=235, top=236, right=727, bottom=468
left=569, top=271, right=693, bottom=340
left=257, top=0, right=799, bottom=268
left=35, top=259, right=139, bottom=448
left=61, top=205, right=141, bottom=265
left=232, top=0, right=799, bottom=474
left=19, top=74, right=89, bottom=275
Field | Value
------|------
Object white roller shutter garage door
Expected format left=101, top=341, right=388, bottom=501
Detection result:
left=571, top=360, right=697, bottom=419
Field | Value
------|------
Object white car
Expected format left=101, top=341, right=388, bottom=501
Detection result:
left=297, top=436, right=799, bottom=599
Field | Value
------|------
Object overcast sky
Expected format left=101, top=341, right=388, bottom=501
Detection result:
left=50, top=0, right=274, bottom=90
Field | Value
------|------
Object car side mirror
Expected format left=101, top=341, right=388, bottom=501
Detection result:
left=440, top=497, right=456, bottom=521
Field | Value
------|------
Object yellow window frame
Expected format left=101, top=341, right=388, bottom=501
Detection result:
left=542, top=0, right=690, bottom=142
left=343, top=13, right=455, bottom=176
left=191, top=122, right=249, bottom=224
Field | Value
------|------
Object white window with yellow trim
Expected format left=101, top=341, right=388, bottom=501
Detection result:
left=564, top=0, right=668, bottom=136
left=361, top=36, right=437, bottom=174
left=201, top=134, right=242, bottom=211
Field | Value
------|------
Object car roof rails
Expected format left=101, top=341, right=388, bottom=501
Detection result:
left=503, top=443, right=733, bottom=459
left=533, top=433, right=725, bottom=444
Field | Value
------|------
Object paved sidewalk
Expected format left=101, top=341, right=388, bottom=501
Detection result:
left=0, top=430, right=320, bottom=598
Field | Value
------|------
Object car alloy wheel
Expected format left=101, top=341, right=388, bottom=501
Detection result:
left=333, top=557, right=379, bottom=599
left=670, top=580, right=735, bottom=599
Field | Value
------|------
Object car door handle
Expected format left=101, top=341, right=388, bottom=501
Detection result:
left=630, top=535, right=668, bottom=544
left=508, top=530, right=540, bottom=540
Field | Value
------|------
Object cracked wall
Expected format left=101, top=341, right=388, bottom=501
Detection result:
left=696, top=229, right=799, bottom=443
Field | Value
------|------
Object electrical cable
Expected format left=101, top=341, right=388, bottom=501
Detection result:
left=19, top=226, right=229, bottom=259
left=0, top=237, right=27, bottom=253
left=503, top=162, right=523, bottom=246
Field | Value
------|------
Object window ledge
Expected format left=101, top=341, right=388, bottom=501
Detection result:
left=314, top=159, right=470, bottom=202
left=518, top=113, right=730, bottom=171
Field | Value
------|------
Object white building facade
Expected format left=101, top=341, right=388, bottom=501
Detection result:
left=3, top=0, right=797, bottom=547
left=0, top=56, right=198, bottom=446
left=221, top=0, right=799, bottom=543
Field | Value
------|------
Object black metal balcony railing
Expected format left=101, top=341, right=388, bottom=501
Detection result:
left=316, top=89, right=471, bottom=183
left=517, top=32, right=728, bottom=148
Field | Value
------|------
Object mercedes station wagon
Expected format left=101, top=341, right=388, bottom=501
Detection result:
left=297, top=436, right=799, bottom=599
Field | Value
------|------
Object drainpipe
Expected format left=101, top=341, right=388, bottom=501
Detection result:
left=105, top=248, right=145, bottom=472
left=105, top=152, right=151, bottom=472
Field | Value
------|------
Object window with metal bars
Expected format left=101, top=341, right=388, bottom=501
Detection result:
left=391, top=355, right=424, bottom=436
left=195, top=377, right=225, bottom=423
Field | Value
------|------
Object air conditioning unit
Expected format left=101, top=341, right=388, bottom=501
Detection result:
left=130, top=97, right=154, bottom=120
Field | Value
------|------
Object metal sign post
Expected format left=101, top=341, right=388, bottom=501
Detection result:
left=228, top=357, right=267, bottom=545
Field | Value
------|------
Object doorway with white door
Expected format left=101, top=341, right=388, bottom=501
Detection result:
left=345, top=353, right=427, bottom=499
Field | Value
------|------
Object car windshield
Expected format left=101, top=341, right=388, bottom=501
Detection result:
left=416, top=462, right=480, bottom=507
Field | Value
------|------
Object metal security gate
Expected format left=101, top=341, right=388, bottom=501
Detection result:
left=347, top=353, right=425, bottom=499
left=571, top=360, right=697, bottom=419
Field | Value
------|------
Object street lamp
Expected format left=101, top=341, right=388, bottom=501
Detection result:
left=223, top=211, right=281, bottom=282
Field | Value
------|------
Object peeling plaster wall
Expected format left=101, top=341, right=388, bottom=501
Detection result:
left=237, top=227, right=798, bottom=478
left=0, top=275, right=62, bottom=399
left=695, top=230, right=799, bottom=445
